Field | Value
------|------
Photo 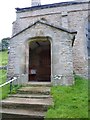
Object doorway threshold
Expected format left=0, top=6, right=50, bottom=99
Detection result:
left=27, top=82, right=52, bottom=87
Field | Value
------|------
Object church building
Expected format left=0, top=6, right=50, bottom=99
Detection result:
left=8, top=0, right=89, bottom=85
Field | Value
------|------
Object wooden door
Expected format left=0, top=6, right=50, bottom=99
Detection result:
left=37, top=49, right=51, bottom=81
left=29, top=48, right=51, bottom=82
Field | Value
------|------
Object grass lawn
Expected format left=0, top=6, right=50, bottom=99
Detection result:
left=0, top=69, right=21, bottom=99
left=0, top=70, right=7, bottom=85
left=0, top=50, right=9, bottom=99
left=45, top=76, right=88, bottom=118
left=0, top=50, right=8, bottom=86
left=0, top=50, right=8, bottom=66
left=0, top=51, right=22, bottom=99
left=0, top=70, right=10, bottom=99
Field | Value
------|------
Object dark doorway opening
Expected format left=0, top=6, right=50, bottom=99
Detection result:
left=29, top=38, right=51, bottom=82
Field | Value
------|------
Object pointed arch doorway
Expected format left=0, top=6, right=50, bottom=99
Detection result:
left=28, top=37, right=51, bottom=82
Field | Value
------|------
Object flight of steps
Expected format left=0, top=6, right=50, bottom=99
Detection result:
left=1, top=82, right=53, bottom=120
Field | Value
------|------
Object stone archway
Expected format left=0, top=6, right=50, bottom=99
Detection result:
left=28, top=37, right=51, bottom=82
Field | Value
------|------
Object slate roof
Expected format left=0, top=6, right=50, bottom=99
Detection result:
left=16, top=1, right=89, bottom=13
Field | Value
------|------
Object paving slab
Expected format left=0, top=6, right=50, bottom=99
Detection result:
left=2, top=97, right=53, bottom=111
left=9, top=94, right=51, bottom=99
left=2, top=97, right=53, bottom=105
left=18, top=86, right=50, bottom=95
left=1, top=108, right=45, bottom=118
left=25, top=82, right=52, bottom=87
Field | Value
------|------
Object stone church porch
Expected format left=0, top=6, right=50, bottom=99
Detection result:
left=8, top=20, right=76, bottom=86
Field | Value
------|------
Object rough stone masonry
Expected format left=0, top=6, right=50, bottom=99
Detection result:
left=8, top=0, right=89, bottom=85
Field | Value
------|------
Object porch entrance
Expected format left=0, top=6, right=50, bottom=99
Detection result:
left=29, top=37, right=51, bottom=82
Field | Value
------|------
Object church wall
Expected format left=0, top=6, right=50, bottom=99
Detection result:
left=13, top=3, right=88, bottom=36
left=11, top=2, right=89, bottom=80
left=9, top=22, right=74, bottom=85
left=68, top=10, right=88, bottom=78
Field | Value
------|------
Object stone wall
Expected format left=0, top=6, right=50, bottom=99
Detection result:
left=68, top=10, right=88, bottom=78
left=12, top=2, right=89, bottom=78
left=8, top=21, right=75, bottom=85
left=9, top=1, right=89, bottom=82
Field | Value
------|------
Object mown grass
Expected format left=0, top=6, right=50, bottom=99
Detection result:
left=0, top=51, right=8, bottom=84
left=45, top=76, right=88, bottom=118
left=0, top=69, right=21, bottom=99
left=0, top=50, right=9, bottom=99
left=0, top=51, right=21, bottom=99
left=0, top=50, right=8, bottom=66
left=0, top=70, right=10, bottom=99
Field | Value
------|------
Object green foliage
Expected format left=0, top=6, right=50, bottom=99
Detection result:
left=0, top=50, right=9, bottom=99
left=0, top=51, right=21, bottom=99
left=1, top=84, right=22, bottom=100
left=10, top=85, right=22, bottom=94
left=45, top=76, right=88, bottom=118
left=0, top=50, right=8, bottom=66
left=1, top=84, right=10, bottom=99
left=0, top=69, right=22, bottom=99
left=0, top=70, right=9, bottom=99
left=0, top=70, right=7, bottom=84
left=0, top=37, right=10, bottom=51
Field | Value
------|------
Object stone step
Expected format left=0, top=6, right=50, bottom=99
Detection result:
left=1, top=83, right=53, bottom=119
left=17, top=86, right=50, bottom=95
left=8, top=94, right=51, bottom=99
left=2, top=97, right=53, bottom=111
left=1, top=108, right=45, bottom=119
left=25, top=82, right=52, bottom=87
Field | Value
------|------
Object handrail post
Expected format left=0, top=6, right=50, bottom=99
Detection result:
left=10, top=81, right=12, bottom=93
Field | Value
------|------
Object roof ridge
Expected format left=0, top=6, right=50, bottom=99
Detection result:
left=16, top=1, right=88, bottom=12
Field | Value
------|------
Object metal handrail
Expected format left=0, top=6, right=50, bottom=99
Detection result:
left=0, top=77, right=18, bottom=93
left=0, top=77, right=17, bottom=88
